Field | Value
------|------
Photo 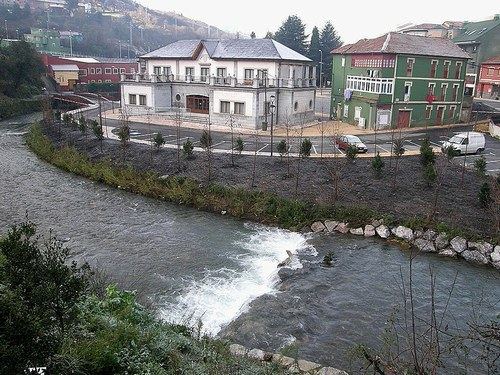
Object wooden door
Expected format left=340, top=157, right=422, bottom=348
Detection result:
left=397, top=110, right=411, bottom=128
left=186, top=95, right=209, bottom=114
left=436, top=107, right=444, bottom=125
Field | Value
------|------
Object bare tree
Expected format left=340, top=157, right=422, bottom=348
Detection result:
left=200, top=120, right=213, bottom=184
left=226, top=113, right=239, bottom=167
left=283, top=112, right=293, bottom=178
left=250, top=128, right=260, bottom=188
left=174, top=105, right=183, bottom=172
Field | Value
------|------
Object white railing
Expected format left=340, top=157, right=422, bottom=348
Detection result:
left=121, top=74, right=316, bottom=88
left=346, top=76, right=394, bottom=95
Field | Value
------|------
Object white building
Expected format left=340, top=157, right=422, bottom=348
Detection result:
left=120, top=39, right=317, bottom=128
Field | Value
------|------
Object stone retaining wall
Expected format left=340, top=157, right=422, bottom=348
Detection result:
left=310, top=220, right=499, bottom=270
left=229, top=344, right=348, bottom=374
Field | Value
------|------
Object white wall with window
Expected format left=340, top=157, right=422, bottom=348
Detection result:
left=213, top=90, right=253, bottom=116
left=121, top=84, right=153, bottom=108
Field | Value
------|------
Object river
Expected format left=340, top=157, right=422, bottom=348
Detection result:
left=1, top=119, right=498, bottom=374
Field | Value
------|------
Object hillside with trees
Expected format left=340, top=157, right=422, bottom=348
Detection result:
left=0, top=0, right=233, bottom=58
left=0, top=40, right=45, bottom=119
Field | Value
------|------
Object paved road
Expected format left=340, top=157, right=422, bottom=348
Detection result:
left=475, top=98, right=500, bottom=111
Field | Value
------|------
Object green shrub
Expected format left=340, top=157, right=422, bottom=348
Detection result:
left=183, top=139, right=194, bottom=158
left=300, top=138, right=312, bottom=157
left=277, top=139, right=287, bottom=160
left=478, top=182, right=491, bottom=208
left=423, top=163, right=437, bottom=187
left=372, top=152, right=385, bottom=178
left=235, top=137, right=244, bottom=154
left=153, top=132, right=165, bottom=150
left=0, top=97, right=42, bottom=120
left=78, top=116, right=87, bottom=134
left=420, top=138, right=435, bottom=166
left=117, top=124, right=130, bottom=147
left=393, top=139, right=405, bottom=157
left=443, top=145, right=460, bottom=161
left=200, top=130, right=212, bottom=149
left=346, top=144, right=358, bottom=161
left=62, top=113, right=73, bottom=127
left=90, top=120, right=104, bottom=140
left=474, top=156, right=487, bottom=176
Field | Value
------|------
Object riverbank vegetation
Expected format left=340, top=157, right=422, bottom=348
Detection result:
left=27, top=122, right=499, bottom=243
left=0, top=40, right=45, bottom=120
left=0, top=221, right=284, bottom=374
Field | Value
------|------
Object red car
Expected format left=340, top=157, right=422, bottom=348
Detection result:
left=335, top=135, right=368, bottom=153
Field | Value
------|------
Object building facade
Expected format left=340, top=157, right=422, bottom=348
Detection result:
left=48, top=64, right=79, bottom=90
left=331, top=33, right=469, bottom=129
left=24, top=28, right=68, bottom=55
left=452, top=15, right=500, bottom=96
left=120, top=39, right=316, bottom=128
left=41, top=53, right=137, bottom=91
left=478, top=56, right=500, bottom=99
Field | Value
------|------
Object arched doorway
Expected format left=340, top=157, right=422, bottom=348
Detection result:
left=186, top=95, right=209, bottom=114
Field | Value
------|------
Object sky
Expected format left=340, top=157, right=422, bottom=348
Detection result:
left=138, top=0, right=499, bottom=44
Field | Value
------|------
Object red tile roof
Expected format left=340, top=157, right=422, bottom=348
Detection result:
left=332, top=32, right=470, bottom=59
left=482, top=56, right=500, bottom=64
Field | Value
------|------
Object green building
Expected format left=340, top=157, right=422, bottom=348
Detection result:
left=24, top=28, right=68, bottom=54
left=331, top=32, right=470, bottom=129
left=452, top=15, right=500, bottom=95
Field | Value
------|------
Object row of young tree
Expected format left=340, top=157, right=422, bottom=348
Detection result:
left=251, top=15, right=342, bottom=86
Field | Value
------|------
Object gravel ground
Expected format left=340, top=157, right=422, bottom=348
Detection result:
left=46, top=126, right=499, bottom=239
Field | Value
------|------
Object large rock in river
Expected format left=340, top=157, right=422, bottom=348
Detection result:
left=435, top=233, right=449, bottom=250
left=324, top=220, right=339, bottom=232
left=450, top=237, right=467, bottom=253
left=414, top=238, right=436, bottom=253
left=461, top=250, right=489, bottom=265
left=468, top=241, right=494, bottom=255
left=392, top=226, right=414, bottom=241
left=335, top=223, right=350, bottom=234
left=376, top=225, right=391, bottom=239
left=364, top=225, right=376, bottom=237
left=311, top=221, right=326, bottom=233
left=491, top=246, right=500, bottom=263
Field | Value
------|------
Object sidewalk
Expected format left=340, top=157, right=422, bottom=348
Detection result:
left=104, top=109, right=475, bottom=138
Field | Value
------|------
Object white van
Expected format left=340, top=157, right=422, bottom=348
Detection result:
left=441, top=132, right=485, bottom=155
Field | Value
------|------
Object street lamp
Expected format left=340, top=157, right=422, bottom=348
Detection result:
left=319, top=49, right=323, bottom=95
left=270, top=94, right=276, bottom=156
left=69, top=29, right=73, bottom=56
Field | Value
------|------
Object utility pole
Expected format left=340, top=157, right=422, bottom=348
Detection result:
left=98, top=93, right=103, bottom=152
left=264, top=70, right=268, bottom=129
left=129, top=21, right=132, bottom=57
left=69, top=30, right=73, bottom=56
left=270, top=94, right=275, bottom=156
left=4, top=20, right=8, bottom=39
left=319, top=49, right=324, bottom=95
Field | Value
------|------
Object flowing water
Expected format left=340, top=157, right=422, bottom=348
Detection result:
left=1, top=119, right=499, bottom=373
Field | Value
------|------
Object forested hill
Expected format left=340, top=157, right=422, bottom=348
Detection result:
left=0, top=0, right=233, bottom=58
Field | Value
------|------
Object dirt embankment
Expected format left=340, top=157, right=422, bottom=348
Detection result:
left=45, top=126, right=499, bottom=240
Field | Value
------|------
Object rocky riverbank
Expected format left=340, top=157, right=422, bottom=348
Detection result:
left=309, top=219, right=500, bottom=270
left=229, top=344, right=348, bottom=375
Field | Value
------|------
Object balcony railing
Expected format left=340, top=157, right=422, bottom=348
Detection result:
left=346, top=75, right=394, bottom=95
left=121, top=73, right=316, bottom=89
